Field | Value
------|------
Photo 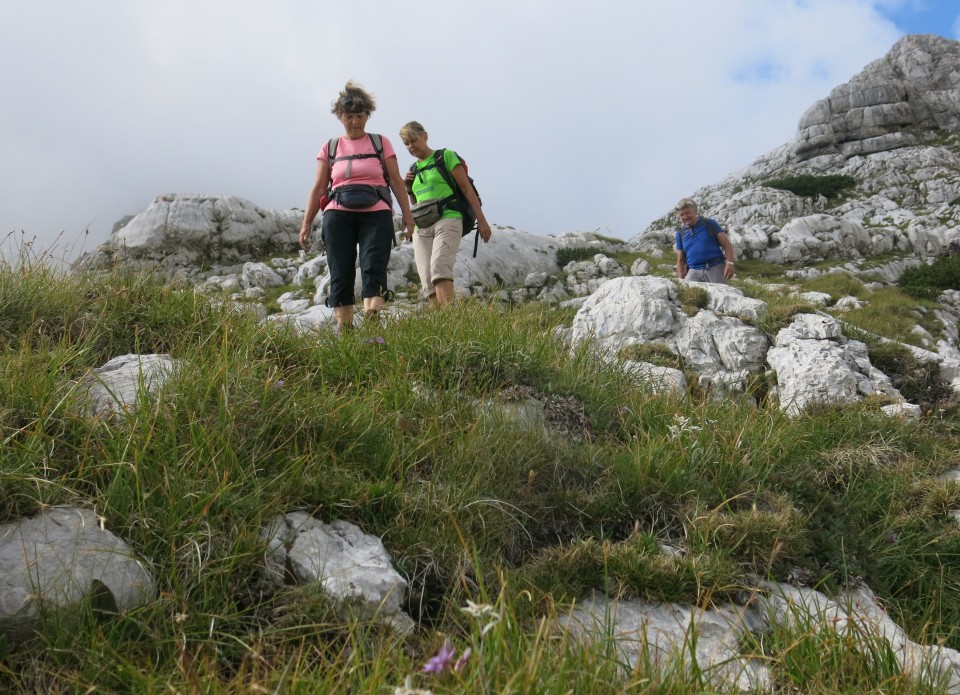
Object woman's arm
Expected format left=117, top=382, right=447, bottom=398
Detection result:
left=299, top=160, right=330, bottom=249
left=385, top=156, right=414, bottom=239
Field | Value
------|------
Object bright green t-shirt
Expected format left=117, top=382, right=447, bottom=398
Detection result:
left=411, top=149, right=463, bottom=220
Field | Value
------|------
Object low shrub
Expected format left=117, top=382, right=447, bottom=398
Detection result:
left=763, top=174, right=857, bottom=199
left=556, top=247, right=597, bottom=268
left=899, top=254, right=960, bottom=300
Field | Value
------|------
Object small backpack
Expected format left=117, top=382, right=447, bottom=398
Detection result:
left=326, top=133, right=392, bottom=207
left=408, top=148, right=482, bottom=257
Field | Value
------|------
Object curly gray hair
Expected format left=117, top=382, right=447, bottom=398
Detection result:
left=331, top=81, right=376, bottom=116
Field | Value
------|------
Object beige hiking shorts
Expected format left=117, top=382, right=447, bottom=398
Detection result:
left=412, top=217, right=462, bottom=297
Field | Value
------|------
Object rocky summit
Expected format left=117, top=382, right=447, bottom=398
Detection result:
left=632, top=34, right=960, bottom=273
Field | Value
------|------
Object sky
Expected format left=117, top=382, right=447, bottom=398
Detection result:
left=1, top=0, right=959, bottom=261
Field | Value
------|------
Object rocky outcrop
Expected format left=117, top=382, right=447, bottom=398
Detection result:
left=632, top=34, right=960, bottom=269
left=562, top=276, right=930, bottom=413
left=74, top=194, right=302, bottom=272
left=767, top=313, right=903, bottom=415
left=795, top=34, right=960, bottom=161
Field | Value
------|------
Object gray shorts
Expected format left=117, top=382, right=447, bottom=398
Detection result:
left=684, top=263, right=727, bottom=284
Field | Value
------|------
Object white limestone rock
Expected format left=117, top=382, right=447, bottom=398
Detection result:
left=674, top=311, right=769, bottom=392
left=751, top=582, right=960, bottom=693
left=570, top=276, right=685, bottom=352
left=242, top=262, right=285, bottom=289
left=686, top=281, right=769, bottom=321
left=75, top=194, right=301, bottom=272
left=622, top=360, right=687, bottom=395
left=767, top=314, right=903, bottom=415
left=261, top=512, right=412, bottom=632
left=560, top=591, right=771, bottom=692
left=75, top=354, right=179, bottom=418
left=0, top=507, right=156, bottom=640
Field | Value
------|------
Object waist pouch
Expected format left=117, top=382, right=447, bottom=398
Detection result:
left=332, top=184, right=390, bottom=209
left=411, top=198, right=446, bottom=228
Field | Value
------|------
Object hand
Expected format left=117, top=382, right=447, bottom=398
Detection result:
left=402, top=212, right=415, bottom=239
left=298, top=227, right=311, bottom=250
left=477, top=219, right=492, bottom=243
left=724, top=262, right=735, bottom=280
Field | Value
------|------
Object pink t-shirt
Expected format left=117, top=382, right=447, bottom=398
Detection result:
left=319, top=134, right=397, bottom=212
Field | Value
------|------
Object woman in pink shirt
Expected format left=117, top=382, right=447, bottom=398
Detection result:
left=298, top=82, right=414, bottom=329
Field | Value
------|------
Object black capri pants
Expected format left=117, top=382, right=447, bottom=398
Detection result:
left=322, top=209, right=394, bottom=308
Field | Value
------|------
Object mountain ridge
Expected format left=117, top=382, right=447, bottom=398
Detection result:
left=631, top=33, right=960, bottom=270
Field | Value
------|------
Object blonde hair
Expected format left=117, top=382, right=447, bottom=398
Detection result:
left=675, top=197, right=698, bottom=212
left=331, top=81, right=376, bottom=116
left=399, top=121, right=427, bottom=144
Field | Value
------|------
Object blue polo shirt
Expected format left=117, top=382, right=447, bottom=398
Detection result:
left=676, top=217, right=725, bottom=268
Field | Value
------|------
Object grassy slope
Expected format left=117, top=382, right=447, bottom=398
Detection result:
left=2, top=258, right=960, bottom=693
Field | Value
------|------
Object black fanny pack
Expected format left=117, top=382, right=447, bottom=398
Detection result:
left=332, top=184, right=391, bottom=209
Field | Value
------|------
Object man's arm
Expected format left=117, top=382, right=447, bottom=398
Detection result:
left=717, top=232, right=735, bottom=279
left=675, top=249, right=688, bottom=279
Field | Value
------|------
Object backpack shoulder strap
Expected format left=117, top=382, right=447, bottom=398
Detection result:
left=327, top=138, right=339, bottom=168
left=433, top=149, right=457, bottom=192
left=368, top=133, right=389, bottom=185
left=704, top=217, right=722, bottom=237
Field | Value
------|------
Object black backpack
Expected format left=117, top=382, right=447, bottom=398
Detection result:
left=408, top=148, right=482, bottom=257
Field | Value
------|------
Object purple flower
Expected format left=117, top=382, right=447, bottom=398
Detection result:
left=366, top=336, right=385, bottom=345
left=423, top=638, right=455, bottom=674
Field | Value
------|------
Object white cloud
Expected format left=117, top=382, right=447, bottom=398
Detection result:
left=0, top=0, right=932, bottom=258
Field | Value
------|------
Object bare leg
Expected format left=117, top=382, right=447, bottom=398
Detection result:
left=434, top=279, right=455, bottom=304
left=334, top=305, right=354, bottom=329
left=363, top=296, right=385, bottom=315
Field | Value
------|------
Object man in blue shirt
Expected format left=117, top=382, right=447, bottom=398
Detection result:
left=674, top=198, right=735, bottom=283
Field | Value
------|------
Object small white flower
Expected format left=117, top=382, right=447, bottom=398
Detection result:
left=462, top=600, right=501, bottom=636
left=461, top=600, right=497, bottom=619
